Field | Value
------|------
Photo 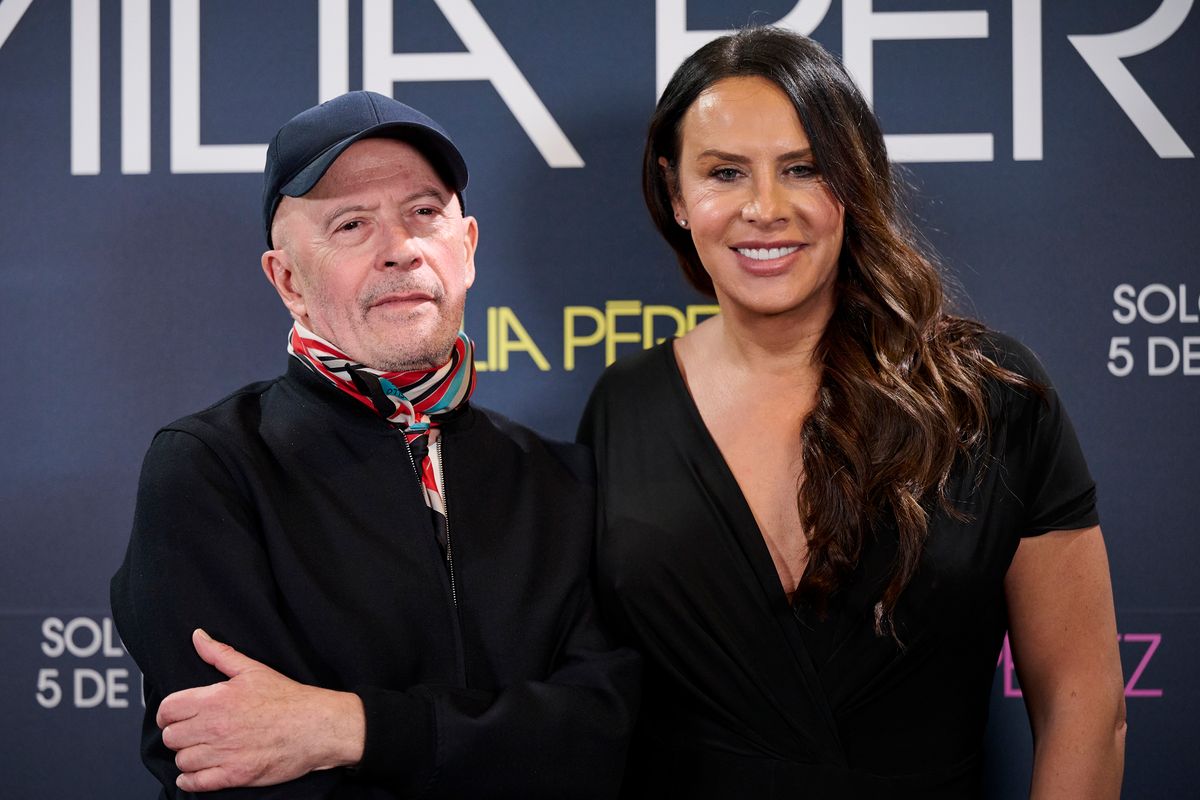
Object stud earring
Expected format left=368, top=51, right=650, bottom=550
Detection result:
left=677, top=218, right=688, bottom=228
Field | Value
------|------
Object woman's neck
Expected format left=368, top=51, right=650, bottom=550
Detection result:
left=700, top=299, right=832, bottom=387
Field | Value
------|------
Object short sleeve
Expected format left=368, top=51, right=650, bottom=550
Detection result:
left=988, top=333, right=1100, bottom=537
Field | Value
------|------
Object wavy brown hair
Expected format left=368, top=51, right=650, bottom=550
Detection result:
left=644, top=27, right=1029, bottom=634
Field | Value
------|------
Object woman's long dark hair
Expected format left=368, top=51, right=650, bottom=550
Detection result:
left=644, top=27, right=1028, bottom=634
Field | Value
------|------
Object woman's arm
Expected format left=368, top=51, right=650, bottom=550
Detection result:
left=1005, top=525, right=1126, bottom=799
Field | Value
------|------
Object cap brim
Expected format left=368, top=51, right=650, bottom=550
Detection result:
left=279, top=121, right=468, bottom=198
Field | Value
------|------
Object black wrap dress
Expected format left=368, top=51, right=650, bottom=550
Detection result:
left=578, top=333, right=1098, bottom=798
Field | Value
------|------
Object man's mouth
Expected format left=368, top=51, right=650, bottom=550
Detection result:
left=369, top=291, right=436, bottom=308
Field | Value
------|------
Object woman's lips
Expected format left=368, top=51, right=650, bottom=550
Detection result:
left=735, top=245, right=801, bottom=261
left=730, top=243, right=805, bottom=276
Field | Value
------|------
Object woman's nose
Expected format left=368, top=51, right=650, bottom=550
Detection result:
left=741, top=178, right=787, bottom=225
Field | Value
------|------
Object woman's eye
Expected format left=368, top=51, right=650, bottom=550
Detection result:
left=711, top=167, right=741, bottom=182
left=787, top=164, right=816, bottom=178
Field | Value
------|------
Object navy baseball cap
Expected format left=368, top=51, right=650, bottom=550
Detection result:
left=262, top=91, right=469, bottom=247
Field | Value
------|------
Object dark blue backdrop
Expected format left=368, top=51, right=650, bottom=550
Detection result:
left=1, top=1, right=1195, bottom=796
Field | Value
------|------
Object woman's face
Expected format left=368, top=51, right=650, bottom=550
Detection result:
left=667, top=76, right=845, bottom=324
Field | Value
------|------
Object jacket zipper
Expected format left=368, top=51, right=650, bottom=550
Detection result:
left=402, top=433, right=458, bottom=609
left=436, top=438, right=458, bottom=608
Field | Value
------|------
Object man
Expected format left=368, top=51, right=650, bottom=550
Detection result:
left=111, top=91, right=638, bottom=798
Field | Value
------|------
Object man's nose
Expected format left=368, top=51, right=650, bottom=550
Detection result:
left=380, top=222, right=422, bottom=269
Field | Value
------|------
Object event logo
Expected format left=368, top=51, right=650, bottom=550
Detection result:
left=36, top=616, right=140, bottom=710
left=996, top=632, right=1164, bottom=698
left=0, top=0, right=1192, bottom=175
left=0, top=0, right=581, bottom=175
left=1109, top=283, right=1199, bottom=376
left=471, top=301, right=720, bottom=372
left=659, top=0, right=1195, bottom=162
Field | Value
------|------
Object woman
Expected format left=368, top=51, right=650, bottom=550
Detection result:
left=579, top=27, right=1125, bottom=798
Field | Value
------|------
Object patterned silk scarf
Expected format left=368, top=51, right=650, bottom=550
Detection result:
left=287, top=322, right=476, bottom=556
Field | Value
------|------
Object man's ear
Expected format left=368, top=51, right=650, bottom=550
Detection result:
left=461, top=216, right=479, bottom=290
left=261, top=247, right=308, bottom=325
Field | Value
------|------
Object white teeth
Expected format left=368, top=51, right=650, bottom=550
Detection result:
left=736, top=246, right=800, bottom=261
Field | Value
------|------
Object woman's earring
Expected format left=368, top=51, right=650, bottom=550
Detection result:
left=677, top=218, right=688, bottom=228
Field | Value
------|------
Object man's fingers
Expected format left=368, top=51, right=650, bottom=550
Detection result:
left=177, top=765, right=235, bottom=793
left=156, top=685, right=209, bottom=729
left=162, top=722, right=185, bottom=751
left=161, top=718, right=212, bottom=752
left=173, top=742, right=219, bottom=774
left=176, top=756, right=267, bottom=792
left=192, top=628, right=262, bottom=678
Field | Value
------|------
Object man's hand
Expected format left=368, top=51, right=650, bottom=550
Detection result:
left=156, top=629, right=366, bottom=793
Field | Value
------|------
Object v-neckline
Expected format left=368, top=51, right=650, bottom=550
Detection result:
left=659, top=339, right=846, bottom=763
left=663, top=338, right=807, bottom=608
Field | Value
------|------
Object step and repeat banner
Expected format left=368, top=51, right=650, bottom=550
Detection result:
left=1, top=1, right=1195, bottom=796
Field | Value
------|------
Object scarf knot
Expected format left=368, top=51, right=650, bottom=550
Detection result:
left=287, top=322, right=476, bottom=429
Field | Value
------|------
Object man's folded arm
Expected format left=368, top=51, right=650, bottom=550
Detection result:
left=116, top=428, right=639, bottom=797
left=354, top=585, right=640, bottom=799
left=111, top=429, right=363, bottom=797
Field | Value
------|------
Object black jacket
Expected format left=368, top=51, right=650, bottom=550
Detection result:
left=111, top=359, right=639, bottom=798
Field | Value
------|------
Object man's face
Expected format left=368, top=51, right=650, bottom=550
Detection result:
left=263, top=138, right=477, bottom=371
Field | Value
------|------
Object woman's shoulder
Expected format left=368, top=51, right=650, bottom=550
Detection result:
left=577, top=341, right=680, bottom=443
left=587, top=339, right=678, bottom=398
left=962, top=327, right=1069, bottom=432
left=973, top=328, right=1054, bottom=386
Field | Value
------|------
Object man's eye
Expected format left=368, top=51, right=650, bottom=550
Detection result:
left=337, top=220, right=361, bottom=232
left=414, top=207, right=438, bottom=217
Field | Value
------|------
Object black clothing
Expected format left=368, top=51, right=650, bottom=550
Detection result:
left=112, top=358, right=639, bottom=799
left=578, top=334, right=1098, bottom=798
